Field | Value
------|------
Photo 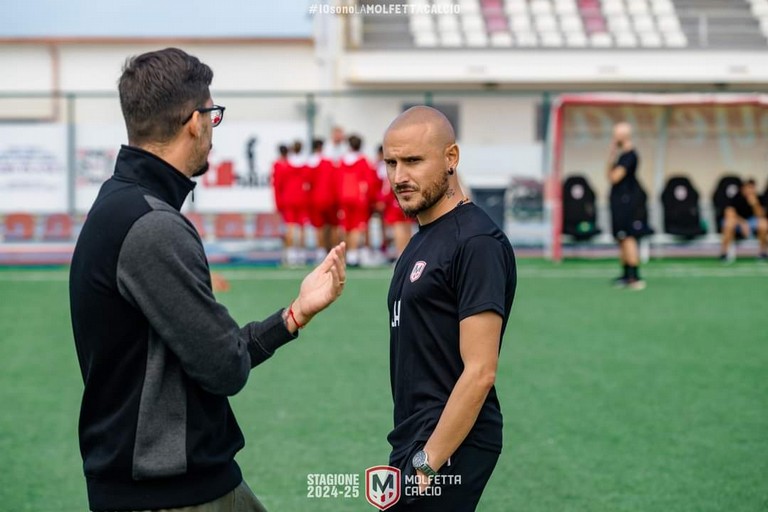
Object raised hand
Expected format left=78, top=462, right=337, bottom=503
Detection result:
left=290, top=242, right=346, bottom=328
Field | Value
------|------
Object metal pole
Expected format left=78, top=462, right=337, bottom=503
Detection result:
left=66, top=93, right=77, bottom=216
left=306, top=93, right=317, bottom=148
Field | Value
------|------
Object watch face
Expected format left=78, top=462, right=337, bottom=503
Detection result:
left=412, top=450, right=427, bottom=468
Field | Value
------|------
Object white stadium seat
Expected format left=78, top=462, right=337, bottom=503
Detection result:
left=410, top=14, right=434, bottom=32
left=461, top=14, right=485, bottom=32
left=627, top=1, right=650, bottom=15
left=560, top=14, right=583, bottom=32
left=504, top=0, right=528, bottom=16
left=591, top=32, right=613, bottom=47
left=465, top=30, right=489, bottom=46
left=414, top=32, right=439, bottom=47
left=535, top=13, right=559, bottom=32
left=530, top=0, right=553, bottom=16
left=615, top=33, right=639, bottom=47
left=640, top=32, right=663, bottom=47
left=510, top=14, right=533, bottom=31
left=657, top=15, right=681, bottom=32
left=490, top=31, right=515, bottom=46
left=515, top=31, right=539, bottom=46
left=541, top=32, right=565, bottom=46
left=607, top=14, right=631, bottom=32
left=440, top=31, right=463, bottom=47
left=565, top=31, right=588, bottom=46
left=554, top=0, right=578, bottom=15
left=633, top=14, right=656, bottom=33
left=664, top=31, right=688, bottom=47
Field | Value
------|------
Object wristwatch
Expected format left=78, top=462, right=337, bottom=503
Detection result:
left=412, top=450, right=438, bottom=477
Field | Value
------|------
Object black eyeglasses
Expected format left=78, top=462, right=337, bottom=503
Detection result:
left=182, top=105, right=225, bottom=127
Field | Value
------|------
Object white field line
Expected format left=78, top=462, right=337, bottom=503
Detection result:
left=1, top=266, right=767, bottom=282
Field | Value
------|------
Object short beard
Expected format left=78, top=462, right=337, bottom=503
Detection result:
left=192, top=162, right=209, bottom=177
left=398, top=171, right=449, bottom=218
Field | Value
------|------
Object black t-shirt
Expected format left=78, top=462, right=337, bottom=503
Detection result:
left=386, top=203, right=516, bottom=465
left=611, top=149, right=639, bottom=196
left=727, top=193, right=756, bottom=219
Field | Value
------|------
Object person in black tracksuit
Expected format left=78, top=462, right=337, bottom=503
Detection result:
left=381, top=106, right=516, bottom=511
left=69, top=48, right=346, bottom=512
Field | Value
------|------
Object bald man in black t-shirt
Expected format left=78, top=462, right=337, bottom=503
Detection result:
left=720, top=178, right=768, bottom=261
left=608, top=122, right=650, bottom=290
left=382, top=106, right=516, bottom=511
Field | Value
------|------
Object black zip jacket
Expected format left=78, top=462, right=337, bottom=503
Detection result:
left=69, top=145, right=296, bottom=510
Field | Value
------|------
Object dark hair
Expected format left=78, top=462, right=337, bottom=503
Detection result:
left=292, top=140, right=303, bottom=153
left=279, top=144, right=289, bottom=157
left=744, top=178, right=756, bottom=186
left=118, top=48, right=213, bottom=145
left=348, top=134, right=362, bottom=152
left=312, top=138, right=324, bottom=152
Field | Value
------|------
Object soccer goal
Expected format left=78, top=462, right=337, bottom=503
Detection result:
left=544, top=92, right=768, bottom=261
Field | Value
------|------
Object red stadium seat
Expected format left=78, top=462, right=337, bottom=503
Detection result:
left=254, top=212, right=284, bottom=239
left=214, top=213, right=246, bottom=239
left=4, top=213, right=36, bottom=241
left=184, top=212, right=207, bottom=238
left=42, top=213, right=73, bottom=241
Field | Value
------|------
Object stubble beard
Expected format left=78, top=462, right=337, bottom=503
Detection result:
left=398, top=171, right=449, bottom=218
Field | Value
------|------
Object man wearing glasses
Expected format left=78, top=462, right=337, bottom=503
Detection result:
left=69, top=48, right=346, bottom=512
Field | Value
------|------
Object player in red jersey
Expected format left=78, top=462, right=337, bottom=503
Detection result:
left=307, top=138, right=339, bottom=262
left=338, top=135, right=376, bottom=267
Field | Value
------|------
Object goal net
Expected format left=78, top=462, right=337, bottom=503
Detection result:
left=545, top=93, right=768, bottom=261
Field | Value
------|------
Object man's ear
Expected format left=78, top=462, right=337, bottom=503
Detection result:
left=445, top=143, right=460, bottom=170
left=186, top=111, right=202, bottom=138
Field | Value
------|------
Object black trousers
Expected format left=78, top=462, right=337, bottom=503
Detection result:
left=389, top=445, right=500, bottom=512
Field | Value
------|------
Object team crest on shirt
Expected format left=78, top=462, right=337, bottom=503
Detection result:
left=410, top=261, right=427, bottom=282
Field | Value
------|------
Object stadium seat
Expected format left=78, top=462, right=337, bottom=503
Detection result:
left=627, top=0, right=650, bottom=15
left=607, top=14, right=631, bottom=32
left=491, top=31, right=515, bottom=46
left=541, top=31, right=564, bottom=46
left=214, top=213, right=247, bottom=239
left=615, top=33, right=639, bottom=47
left=254, top=212, right=285, bottom=239
left=461, top=13, right=485, bottom=31
left=554, top=0, right=577, bottom=15
left=590, top=32, right=613, bottom=47
left=465, top=30, right=489, bottom=46
left=514, top=31, right=538, bottom=46
left=3, top=213, right=36, bottom=241
left=504, top=0, right=528, bottom=15
left=560, top=14, right=583, bottom=32
left=661, top=176, right=707, bottom=238
left=184, top=212, right=207, bottom=238
left=640, top=32, right=663, bottom=47
left=535, top=13, right=559, bottom=32
left=565, top=31, right=588, bottom=46
left=650, top=0, right=675, bottom=15
left=440, top=31, right=464, bottom=46
left=562, top=175, right=601, bottom=240
left=664, top=31, right=688, bottom=47
left=510, top=13, right=533, bottom=31
left=414, top=33, right=439, bottom=47
left=42, top=213, right=73, bottom=241
left=712, top=175, right=743, bottom=234
left=602, top=0, right=625, bottom=16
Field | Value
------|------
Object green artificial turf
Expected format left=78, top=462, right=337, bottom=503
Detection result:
left=0, top=259, right=766, bottom=511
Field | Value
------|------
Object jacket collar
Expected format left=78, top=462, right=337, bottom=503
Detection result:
left=113, top=145, right=196, bottom=210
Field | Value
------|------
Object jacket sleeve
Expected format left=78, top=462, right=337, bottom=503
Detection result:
left=116, top=209, right=297, bottom=396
